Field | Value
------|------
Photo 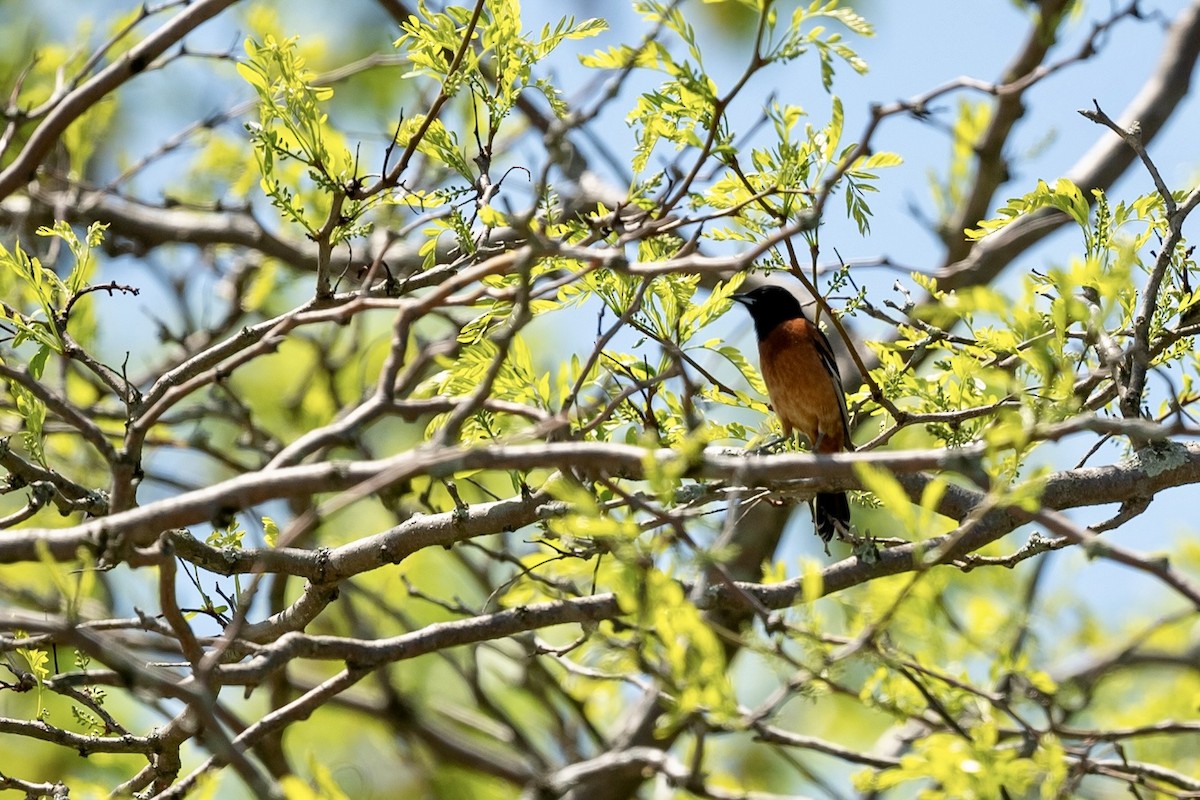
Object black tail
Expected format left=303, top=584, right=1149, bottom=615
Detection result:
left=813, top=491, right=850, bottom=544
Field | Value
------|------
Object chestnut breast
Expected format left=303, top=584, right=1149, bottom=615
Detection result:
left=758, top=318, right=850, bottom=453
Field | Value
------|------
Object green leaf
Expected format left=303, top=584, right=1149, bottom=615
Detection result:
left=854, top=461, right=912, bottom=530
left=11, top=383, right=48, bottom=466
left=263, top=517, right=280, bottom=548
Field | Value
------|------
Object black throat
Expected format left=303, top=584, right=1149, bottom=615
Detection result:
left=734, top=286, right=806, bottom=342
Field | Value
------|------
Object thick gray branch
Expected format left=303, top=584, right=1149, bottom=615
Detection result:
left=8, top=438, right=1199, bottom=565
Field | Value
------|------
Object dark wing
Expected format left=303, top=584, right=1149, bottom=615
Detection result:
left=809, top=320, right=853, bottom=451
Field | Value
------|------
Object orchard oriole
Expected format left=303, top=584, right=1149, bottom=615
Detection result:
left=733, top=285, right=852, bottom=544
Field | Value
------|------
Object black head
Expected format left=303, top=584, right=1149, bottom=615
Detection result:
left=732, top=285, right=806, bottom=341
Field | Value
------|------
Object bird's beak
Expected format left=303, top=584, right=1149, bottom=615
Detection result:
left=732, top=294, right=752, bottom=307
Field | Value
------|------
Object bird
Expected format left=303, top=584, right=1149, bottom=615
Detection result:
left=732, top=284, right=852, bottom=545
